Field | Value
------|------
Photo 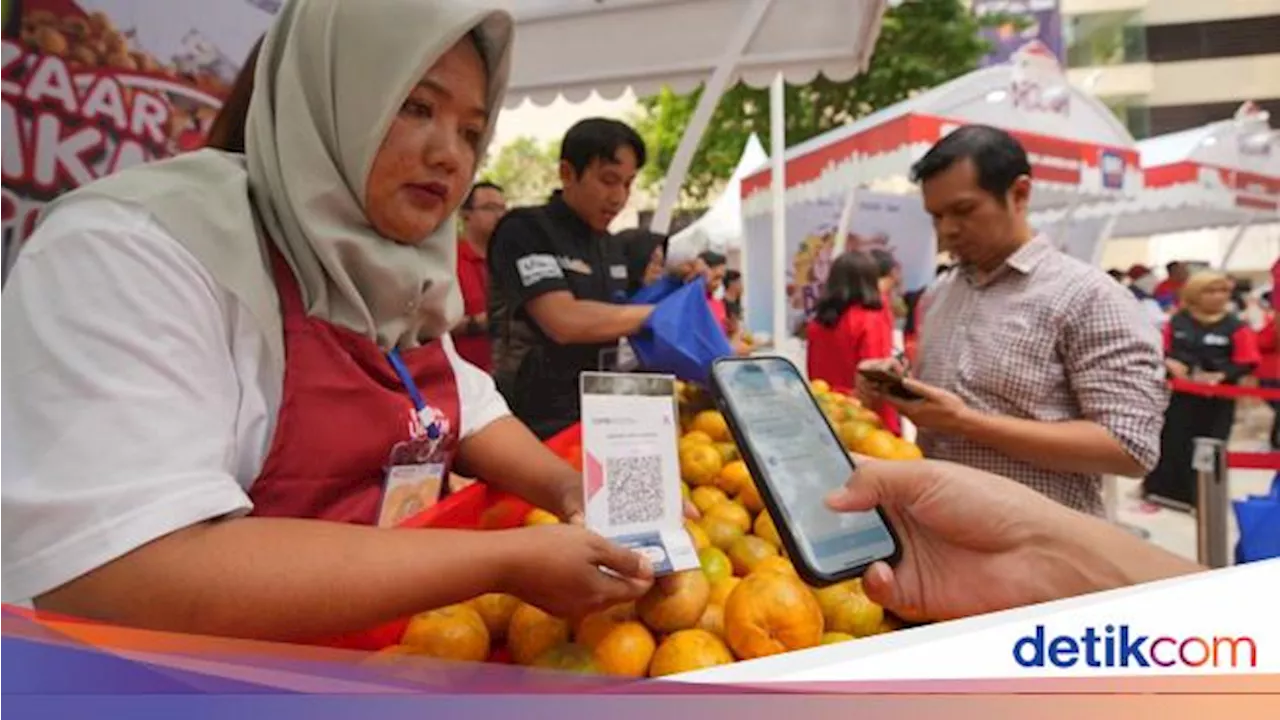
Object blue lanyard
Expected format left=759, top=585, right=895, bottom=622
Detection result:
left=387, top=348, right=445, bottom=442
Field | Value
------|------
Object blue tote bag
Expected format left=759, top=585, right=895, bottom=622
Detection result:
left=627, top=276, right=732, bottom=385
left=1233, top=473, right=1280, bottom=565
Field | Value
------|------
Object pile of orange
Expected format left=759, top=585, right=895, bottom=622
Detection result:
left=374, top=379, right=913, bottom=677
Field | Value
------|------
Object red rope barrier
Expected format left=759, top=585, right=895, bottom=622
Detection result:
left=1169, top=379, right=1280, bottom=401
left=1226, top=452, right=1280, bottom=471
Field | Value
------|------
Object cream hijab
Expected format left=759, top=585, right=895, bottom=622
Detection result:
left=43, top=0, right=512, bottom=374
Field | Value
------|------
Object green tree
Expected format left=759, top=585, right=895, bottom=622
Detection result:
left=632, top=0, right=1005, bottom=205
left=482, top=135, right=561, bottom=207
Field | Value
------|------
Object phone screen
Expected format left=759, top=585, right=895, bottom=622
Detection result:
left=713, top=357, right=898, bottom=579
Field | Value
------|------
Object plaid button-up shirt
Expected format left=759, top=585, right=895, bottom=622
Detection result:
left=915, top=235, right=1167, bottom=515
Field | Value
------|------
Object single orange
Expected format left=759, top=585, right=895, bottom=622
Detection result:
left=705, top=501, right=751, bottom=534
left=727, top=535, right=780, bottom=576
left=680, top=444, right=724, bottom=487
left=717, top=460, right=752, bottom=496
left=699, top=515, right=746, bottom=552
left=400, top=604, right=490, bottom=662
left=468, top=593, right=521, bottom=641
left=690, top=410, right=732, bottom=442
left=636, top=570, right=710, bottom=633
left=593, top=621, right=656, bottom=678
left=648, top=629, right=735, bottom=677
left=723, top=571, right=824, bottom=660
left=691, top=485, right=730, bottom=514
left=508, top=603, right=570, bottom=665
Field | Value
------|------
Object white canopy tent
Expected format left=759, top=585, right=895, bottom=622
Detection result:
left=499, top=0, right=890, bottom=240
left=738, top=41, right=1143, bottom=343
left=666, top=133, right=768, bottom=259
left=1032, top=102, right=1280, bottom=268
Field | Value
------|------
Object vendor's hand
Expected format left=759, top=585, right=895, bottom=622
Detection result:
left=885, top=378, right=973, bottom=435
left=501, top=525, right=654, bottom=619
left=1165, top=359, right=1190, bottom=379
left=854, top=357, right=904, bottom=407
left=555, top=483, right=585, bottom=525
left=824, top=457, right=1080, bottom=622
left=683, top=498, right=701, bottom=521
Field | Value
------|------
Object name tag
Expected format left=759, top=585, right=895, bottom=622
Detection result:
left=610, top=264, right=628, bottom=280
left=379, top=463, right=445, bottom=527
left=1203, top=334, right=1230, bottom=346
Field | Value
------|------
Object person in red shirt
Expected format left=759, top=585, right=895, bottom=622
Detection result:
left=806, top=251, right=899, bottom=434
left=1258, top=291, right=1278, bottom=449
left=1152, top=260, right=1189, bottom=310
left=453, top=182, right=506, bottom=370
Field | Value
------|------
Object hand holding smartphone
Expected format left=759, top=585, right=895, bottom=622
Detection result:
left=709, top=356, right=901, bottom=587
left=857, top=367, right=924, bottom=401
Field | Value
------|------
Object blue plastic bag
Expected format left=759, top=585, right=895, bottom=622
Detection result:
left=629, top=274, right=685, bottom=305
left=1233, top=473, right=1280, bottom=564
left=628, top=276, right=732, bottom=385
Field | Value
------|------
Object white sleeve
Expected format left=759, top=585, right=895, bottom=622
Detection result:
left=442, top=334, right=511, bottom=439
left=1, top=200, right=253, bottom=603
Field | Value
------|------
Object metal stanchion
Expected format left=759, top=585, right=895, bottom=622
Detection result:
left=1193, top=437, right=1231, bottom=568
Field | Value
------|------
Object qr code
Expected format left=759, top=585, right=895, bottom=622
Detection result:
left=606, top=455, right=664, bottom=525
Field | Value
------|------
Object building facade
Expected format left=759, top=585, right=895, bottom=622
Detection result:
left=1062, top=0, right=1280, bottom=138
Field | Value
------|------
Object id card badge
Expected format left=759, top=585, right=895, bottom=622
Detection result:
left=378, top=404, right=452, bottom=528
left=378, top=462, right=446, bottom=527
left=579, top=372, right=699, bottom=576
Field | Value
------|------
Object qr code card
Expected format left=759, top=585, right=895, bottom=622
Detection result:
left=580, top=372, right=698, bottom=576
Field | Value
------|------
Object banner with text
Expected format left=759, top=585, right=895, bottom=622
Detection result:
left=742, top=191, right=935, bottom=338
left=2, top=0, right=274, bottom=279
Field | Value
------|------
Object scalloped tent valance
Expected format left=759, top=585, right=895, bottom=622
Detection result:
left=501, top=0, right=886, bottom=109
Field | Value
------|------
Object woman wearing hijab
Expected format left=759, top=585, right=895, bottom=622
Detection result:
left=1, top=0, right=653, bottom=642
left=1142, top=271, right=1261, bottom=511
left=613, top=228, right=668, bottom=296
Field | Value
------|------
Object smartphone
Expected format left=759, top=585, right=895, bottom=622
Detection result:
left=709, top=356, right=901, bottom=587
left=858, top=367, right=924, bottom=401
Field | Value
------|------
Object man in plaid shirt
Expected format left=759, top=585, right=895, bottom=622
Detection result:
left=859, top=125, right=1167, bottom=516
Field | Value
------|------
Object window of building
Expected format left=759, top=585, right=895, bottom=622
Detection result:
left=1065, top=10, right=1146, bottom=68
left=1146, top=15, right=1280, bottom=64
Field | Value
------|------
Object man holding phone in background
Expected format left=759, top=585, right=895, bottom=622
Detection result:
left=858, top=125, right=1167, bottom=517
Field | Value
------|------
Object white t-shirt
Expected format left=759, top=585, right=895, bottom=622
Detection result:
left=1, top=197, right=510, bottom=603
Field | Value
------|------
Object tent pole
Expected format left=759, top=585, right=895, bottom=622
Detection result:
left=649, top=0, right=774, bottom=235
left=770, top=72, right=788, bottom=351
left=1218, top=217, right=1253, bottom=270
left=1090, top=212, right=1119, bottom=267
left=834, top=183, right=859, bottom=253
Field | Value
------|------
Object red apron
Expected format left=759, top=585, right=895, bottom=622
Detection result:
left=248, top=249, right=461, bottom=524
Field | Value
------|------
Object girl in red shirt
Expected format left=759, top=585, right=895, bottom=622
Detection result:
left=806, top=251, right=899, bottom=434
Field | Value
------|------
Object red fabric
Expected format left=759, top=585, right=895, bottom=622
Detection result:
left=248, top=249, right=461, bottom=524
left=1257, top=317, right=1279, bottom=380
left=880, top=291, right=895, bottom=332
left=707, top=296, right=729, bottom=335
left=454, top=241, right=491, bottom=371
left=1232, top=324, right=1262, bottom=367
left=806, top=305, right=900, bottom=434
left=1161, top=322, right=1173, bottom=353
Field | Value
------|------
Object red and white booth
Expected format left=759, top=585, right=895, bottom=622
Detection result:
left=1033, top=102, right=1280, bottom=268
left=737, top=42, right=1143, bottom=345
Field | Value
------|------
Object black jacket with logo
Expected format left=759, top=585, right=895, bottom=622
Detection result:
left=487, top=192, right=631, bottom=439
